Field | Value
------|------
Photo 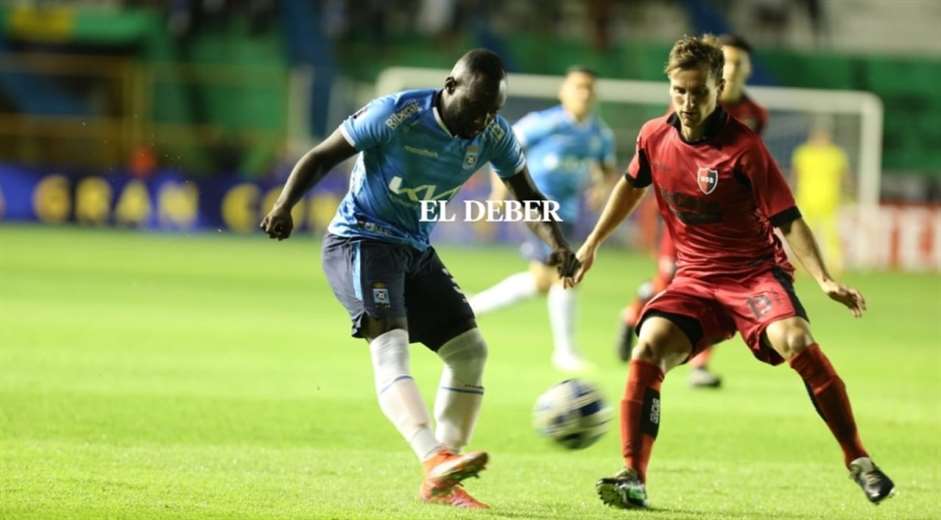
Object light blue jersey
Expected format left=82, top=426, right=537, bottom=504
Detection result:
left=328, top=89, right=526, bottom=250
left=513, top=105, right=615, bottom=222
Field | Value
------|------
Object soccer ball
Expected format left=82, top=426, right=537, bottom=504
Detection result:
left=533, top=379, right=611, bottom=449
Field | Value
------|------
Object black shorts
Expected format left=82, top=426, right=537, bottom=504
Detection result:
left=321, top=233, right=476, bottom=350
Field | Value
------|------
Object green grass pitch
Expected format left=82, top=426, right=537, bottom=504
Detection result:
left=2, top=224, right=939, bottom=519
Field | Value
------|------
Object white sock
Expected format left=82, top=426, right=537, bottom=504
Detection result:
left=548, top=283, right=579, bottom=359
left=468, top=272, right=537, bottom=316
left=434, top=328, right=487, bottom=453
left=369, top=329, right=442, bottom=461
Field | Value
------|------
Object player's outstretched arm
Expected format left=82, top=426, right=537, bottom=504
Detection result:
left=503, top=168, right=580, bottom=278
left=779, top=217, right=867, bottom=317
left=260, top=129, right=356, bottom=240
left=568, top=176, right=647, bottom=286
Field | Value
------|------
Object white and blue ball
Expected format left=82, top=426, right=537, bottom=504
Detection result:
left=533, top=379, right=611, bottom=449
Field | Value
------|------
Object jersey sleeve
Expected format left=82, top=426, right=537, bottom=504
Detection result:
left=488, top=116, right=527, bottom=179
left=512, top=111, right=551, bottom=148
left=599, top=125, right=616, bottom=168
left=339, top=96, right=397, bottom=151
left=625, top=127, right=652, bottom=188
left=741, top=137, right=800, bottom=227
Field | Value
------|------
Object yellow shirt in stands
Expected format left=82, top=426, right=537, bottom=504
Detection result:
left=793, top=142, right=847, bottom=216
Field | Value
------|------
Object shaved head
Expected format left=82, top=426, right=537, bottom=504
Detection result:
left=439, top=49, right=508, bottom=139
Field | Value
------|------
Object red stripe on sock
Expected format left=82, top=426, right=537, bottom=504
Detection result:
left=789, top=343, right=868, bottom=466
left=621, top=359, right=664, bottom=482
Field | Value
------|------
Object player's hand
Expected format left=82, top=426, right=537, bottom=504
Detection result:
left=820, top=279, right=866, bottom=317
left=549, top=248, right=581, bottom=281
left=564, top=243, right=596, bottom=288
left=260, top=205, right=294, bottom=240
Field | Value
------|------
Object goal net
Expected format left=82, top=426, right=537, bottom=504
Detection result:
left=374, top=68, right=883, bottom=266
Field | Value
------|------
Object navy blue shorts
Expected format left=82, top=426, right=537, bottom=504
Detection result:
left=520, top=222, right=577, bottom=265
left=321, top=233, right=476, bottom=350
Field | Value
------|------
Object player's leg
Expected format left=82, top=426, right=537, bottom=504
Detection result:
left=598, top=315, right=692, bottom=509
left=617, top=230, right=676, bottom=362
left=467, top=228, right=557, bottom=316
left=722, top=268, right=894, bottom=504
left=763, top=317, right=893, bottom=503
left=467, top=270, right=538, bottom=315
left=321, top=235, right=444, bottom=465
left=406, top=249, right=490, bottom=508
left=599, top=280, right=732, bottom=509
left=687, top=346, right=721, bottom=388
left=530, top=261, right=592, bottom=372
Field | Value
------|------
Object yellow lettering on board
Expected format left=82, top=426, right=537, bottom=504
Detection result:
left=222, top=183, right=260, bottom=233
left=308, top=193, right=340, bottom=232
left=33, top=175, right=70, bottom=223
left=76, top=177, right=112, bottom=225
left=158, top=182, right=198, bottom=228
left=115, top=180, right=151, bottom=226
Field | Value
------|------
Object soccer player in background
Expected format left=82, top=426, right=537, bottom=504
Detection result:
left=261, top=49, right=578, bottom=509
left=469, top=66, right=617, bottom=372
left=793, top=123, right=849, bottom=275
left=617, top=34, right=770, bottom=390
left=568, top=35, right=894, bottom=509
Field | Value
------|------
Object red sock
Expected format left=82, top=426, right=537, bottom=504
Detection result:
left=789, top=344, right=868, bottom=467
left=621, top=359, right=665, bottom=482
left=689, top=347, right=713, bottom=369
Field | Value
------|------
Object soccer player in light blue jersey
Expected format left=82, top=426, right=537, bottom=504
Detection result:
left=261, top=49, right=578, bottom=509
left=469, top=67, right=617, bottom=372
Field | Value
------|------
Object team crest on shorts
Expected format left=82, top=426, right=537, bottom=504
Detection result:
left=696, top=166, right=719, bottom=195
left=372, top=283, right=390, bottom=306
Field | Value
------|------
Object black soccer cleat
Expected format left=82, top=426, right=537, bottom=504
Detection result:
left=616, top=321, right=635, bottom=363
left=596, top=468, right=648, bottom=509
left=849, top=457, right=896, bottom=504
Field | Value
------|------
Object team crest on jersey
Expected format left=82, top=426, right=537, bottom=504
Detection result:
left=463, top=145, right=480, bottom=169
left=696, top=167, right=719, bottom=195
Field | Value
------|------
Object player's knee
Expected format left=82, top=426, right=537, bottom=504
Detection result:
left=765, top=319, right=814, bottom=360
left=368, top=328, right=411, bottom=391
left=438, top=328, right=487, bottom=385
left=631, top=339, right=670, bottom=366
left=531, top=268, right=554, bottom=294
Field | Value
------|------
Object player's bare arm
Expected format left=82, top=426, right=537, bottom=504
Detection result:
left=778, top=217, right=867, bottom=317
left=503, top=168, right=580, bottom=278
left=568, top=176, right=647, bottom=286
left=260, top=129, right=356, bottom=240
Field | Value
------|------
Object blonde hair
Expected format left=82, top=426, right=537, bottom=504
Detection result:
left=664, top=34, right=724, bottom=81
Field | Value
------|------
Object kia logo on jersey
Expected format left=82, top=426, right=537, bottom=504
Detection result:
left=696, top=167, right=718, bottom=195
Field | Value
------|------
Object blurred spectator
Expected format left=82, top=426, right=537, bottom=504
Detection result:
left=792, top=121, right=850, bottom=274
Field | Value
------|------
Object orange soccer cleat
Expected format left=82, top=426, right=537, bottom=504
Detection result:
left=418, top=450, right=489, bottom=506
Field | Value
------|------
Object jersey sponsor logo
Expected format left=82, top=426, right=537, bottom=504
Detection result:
left=661, top=189, right=722, bottom=225
left=384, top=101, right=421, bottom=129
left=463, top=145, right=480, bottom=170
left=486, top=122, right=505, bottom=141
left=697, top=166, right=719, bottom=195
left=388, top=176, right=461, bottom=203
left=404, top=145, right=438, bottom=158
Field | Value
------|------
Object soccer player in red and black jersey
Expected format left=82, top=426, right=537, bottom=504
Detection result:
left=568, top=35, right=894, bottom=509
left=617, top=34, right=770, bottom=390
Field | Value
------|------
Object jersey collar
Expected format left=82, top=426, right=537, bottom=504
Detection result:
left=667, top=106, right=728, bottom=144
